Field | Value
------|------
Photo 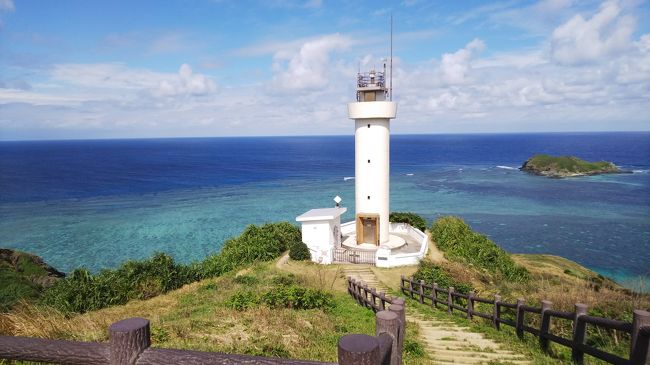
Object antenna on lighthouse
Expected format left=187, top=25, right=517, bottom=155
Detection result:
left=389, top=14, right=393, bottom=101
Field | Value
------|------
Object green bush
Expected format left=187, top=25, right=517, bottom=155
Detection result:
left=40, top=222, right=302, bottom=314
left=226, top=285, right=334, bottom=311
left=226, top=291, right=259, bottom=311
left=200, top=222, right=301, bottom=277
left=430, top=216, right=529, bottom=282
left=413, top=260, right=472, bottom=294
left=289, top=241, right=311, bottom=261
left=41, top=253, right=199, bottom=314
left=389, top=212, right=427, bottom=232
left=261, top=285, right=334, bottom=310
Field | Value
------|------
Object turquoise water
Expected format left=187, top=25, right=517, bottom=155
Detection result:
left=0, top=134, right=648, bottom=291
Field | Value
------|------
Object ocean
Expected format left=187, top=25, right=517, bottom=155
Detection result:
left=0, top=133, right=648, bottom=291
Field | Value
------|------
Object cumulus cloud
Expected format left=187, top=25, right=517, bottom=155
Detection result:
left=551, top=0, right=635, bottom=65
left=0, top=0, right=14, bottom=11
left=155, top=64, right=217, bottom=97
left=438, top=38, right=485, bottom=85
left=271, top=34, right=352, bottom=91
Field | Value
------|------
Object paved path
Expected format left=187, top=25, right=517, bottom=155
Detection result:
left=343, top=267, right=530, bottom=365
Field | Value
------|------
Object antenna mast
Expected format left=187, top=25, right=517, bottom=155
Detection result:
left=390, top=14, right=393, bottom=101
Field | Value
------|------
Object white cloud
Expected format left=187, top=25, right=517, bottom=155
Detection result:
left=0, top=0, right=14, bottom=11
left=155, top=64, right=217, bottom=97
left=551, top=0, right=635, bottom=65
left=271, top=34, right=353, bottom=91
left=438, top=38, right=485, bottom=85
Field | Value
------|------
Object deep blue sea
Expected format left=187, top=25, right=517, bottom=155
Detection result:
left=1, top=133, right=648, bottom=291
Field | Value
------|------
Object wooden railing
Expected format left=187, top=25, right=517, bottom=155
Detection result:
left=401, top=275, right=650, bottom=365
left=346, top=276, right=406, bottom=365
left=0, top=286, right=407, bottom=365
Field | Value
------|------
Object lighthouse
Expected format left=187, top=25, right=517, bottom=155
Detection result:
left=348, top=66, right=397, bottom=245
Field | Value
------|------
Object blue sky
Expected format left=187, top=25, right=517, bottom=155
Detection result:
left=1, top=0, right=649, bottom=140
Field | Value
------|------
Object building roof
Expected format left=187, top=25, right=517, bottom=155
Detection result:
left=296, top=207, right=347, bottom=222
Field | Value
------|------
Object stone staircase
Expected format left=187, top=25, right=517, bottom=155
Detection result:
left=342, top=267, right=530, bottom=365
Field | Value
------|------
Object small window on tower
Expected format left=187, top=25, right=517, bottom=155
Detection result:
left=367, top=196, right=370, bottom=200
left=367, top=124, right=370, bottom=128
left=367, top=159, right=371, bottom=163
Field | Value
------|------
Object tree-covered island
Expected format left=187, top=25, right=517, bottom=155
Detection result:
left=520, top=154, right=628, bottom=178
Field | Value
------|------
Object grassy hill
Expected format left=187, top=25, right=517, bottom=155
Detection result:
left=520, top=154, right=622, bottom=177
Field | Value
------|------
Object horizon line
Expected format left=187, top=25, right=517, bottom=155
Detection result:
left=1, top=130, right=649, bottom=143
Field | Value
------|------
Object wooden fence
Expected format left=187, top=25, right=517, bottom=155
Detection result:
left=401, top=275, right=650, bottom=365
left=346, top=276, right=407, bottom=364
left=0, top=290, right=406, bottom=365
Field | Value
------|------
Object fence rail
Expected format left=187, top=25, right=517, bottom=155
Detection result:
left=400, top=275, right=650, bottom=365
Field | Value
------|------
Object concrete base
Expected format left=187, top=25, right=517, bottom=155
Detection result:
left=341, top=234, right=406, bottom=251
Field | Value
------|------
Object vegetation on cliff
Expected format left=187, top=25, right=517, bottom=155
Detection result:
left=40, top=222, right=302, bottom=314
left=520, top=154, right=622, bottom=177
left=0, top=249, right=65, bottom=311
left=429, top=216, right=530, bottom=282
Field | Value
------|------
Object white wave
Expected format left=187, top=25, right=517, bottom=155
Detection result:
left=406, top=173, right=414, bottom=176
left=343, top=176, right=355, bottom=181
left=496, top=165, right=517, bottom=170
left=633, top=169, right=647, bottom=173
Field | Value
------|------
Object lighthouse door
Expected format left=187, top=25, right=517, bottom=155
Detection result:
left=356, top=214, right=379, bottom=245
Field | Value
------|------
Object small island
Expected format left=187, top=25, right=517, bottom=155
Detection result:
left=520, top=154, right=626, bottom=178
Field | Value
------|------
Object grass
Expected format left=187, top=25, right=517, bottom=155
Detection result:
left=0, top=258, right=428, bottom=364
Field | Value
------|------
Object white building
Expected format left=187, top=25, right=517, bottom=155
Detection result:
left=296, top=64, right=428, bottom=267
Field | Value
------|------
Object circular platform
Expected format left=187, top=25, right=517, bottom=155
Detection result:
left=341, top=234, right=406, bottom=251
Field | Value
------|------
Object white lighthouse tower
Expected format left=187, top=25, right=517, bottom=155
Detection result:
left=348, top=66, right=396, bottom=245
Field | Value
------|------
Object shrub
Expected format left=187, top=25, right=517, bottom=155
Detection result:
left=41, top=253, right=198, bottom=314
left=41, top=222, right=302, bottom=314
left=413, top=260, right=473, bottom=294
left=389, top=212, right=427, bottom=232
left=261, top=285, right=334, bottom=310
left=226, top=291, right=259, bottom=311
left=200, top=222, right=301, bottom=277
left=289, top=241, right=311, bottom=261
left=430, top=216, right=529, bottom=282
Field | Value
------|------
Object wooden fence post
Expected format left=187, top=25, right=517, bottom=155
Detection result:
left=400, top=275, right=405, bottom=295
left=432, top=283, right=438, bottom=308
left=515, top=298, right=525, bottom=339
left=467, top=292, right=474, bottom=320
left=493, top=295, right=501, bottom=329
left=447, top=287, right=454, bottom=314
left=389, top=302, right=406, bottom=363
left=418, top=280, right=425, bottom=304
left=630, top=309, right=650, bottom=365
left=379, top=292, right=386, bottom=311
left=572, top=303, right=588, bottom=365
left=109, top=317, right=150, bottom=365
left=408, top=277, right=415, bottom=299
left=539, top=300, right=552, bottom=353
left=376, top=311, right=401, bottom=365
left=338, top=334, right=380, bottom=365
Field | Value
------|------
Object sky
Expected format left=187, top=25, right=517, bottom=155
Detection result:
left=0, top=0, right=649, bottom=140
